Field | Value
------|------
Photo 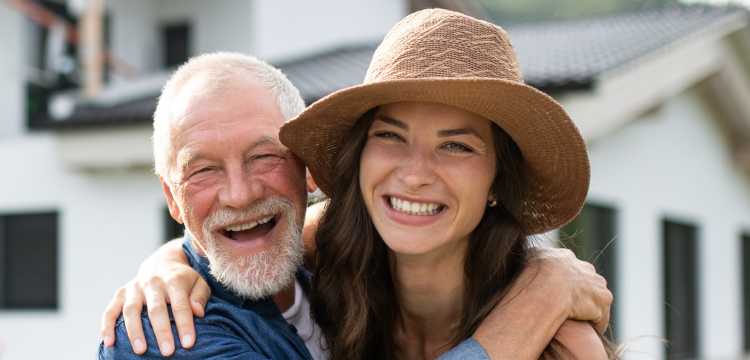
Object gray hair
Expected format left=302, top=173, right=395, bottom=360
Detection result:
left=152, top=52, right=305, bottom=181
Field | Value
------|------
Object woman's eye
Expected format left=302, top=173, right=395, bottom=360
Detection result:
left=442, top=142, right=474, bottom=153
left=373, top=131, right=404, bottom=141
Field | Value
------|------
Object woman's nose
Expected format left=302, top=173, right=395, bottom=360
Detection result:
left=396, top=148, right=436, bottom=190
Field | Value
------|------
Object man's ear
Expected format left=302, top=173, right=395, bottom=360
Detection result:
left=306, top=169, right=318, bottom=193
left=161, top=176, right=183, bottom=224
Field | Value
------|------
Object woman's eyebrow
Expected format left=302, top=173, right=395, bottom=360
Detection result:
left=374, top=114, right=408, bottom=130
left=438, top=127, right=484, bottom=141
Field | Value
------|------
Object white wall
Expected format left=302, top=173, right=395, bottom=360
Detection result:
left=0, top=134, right=167, bottom=360
left=107, top=0, right=254, bottom=82
left=252, top=0, right=406, bottom=61
left=107, top=0, right=160, bottom=81
left=107, top=0, right=405, bottom=87
left=156, top=0, right=254, bottom=57
left=0, top=5, right=24, bottom=138
left=583, top=87, right=750, bottom=359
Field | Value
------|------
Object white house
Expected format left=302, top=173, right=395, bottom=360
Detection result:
left=0, top=1, right=748, bottom=359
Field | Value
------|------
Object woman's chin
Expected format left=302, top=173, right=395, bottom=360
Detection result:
left=380, top=233, right=449, bottom=257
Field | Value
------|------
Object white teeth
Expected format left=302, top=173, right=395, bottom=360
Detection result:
left=225, top=216, right=273, bottom=232
left=388, top=197, right=442, bottom=216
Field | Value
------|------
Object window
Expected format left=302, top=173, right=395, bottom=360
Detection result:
left=24, top=0, right=111, bottom=128
left=0, top=212, right=58, bottom=310
left=26, top=1, right=80, bottom=128
left=663, top=219, right=699, bottom=359
left=742, top=232, right=750, bottom=352
left=560, top=203, right=618, bottom=337
left=164, top=207, right=183, bottom=243
left=162, top=22, right=192, bottom=68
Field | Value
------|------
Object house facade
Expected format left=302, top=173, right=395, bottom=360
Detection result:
left=0, top=1, right=749, bottom=359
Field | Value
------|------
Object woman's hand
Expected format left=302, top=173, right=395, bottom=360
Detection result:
left=99, top=239, right=211, bottom=357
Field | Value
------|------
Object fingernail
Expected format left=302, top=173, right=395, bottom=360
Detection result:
left=133, top=339, right=146, bottom=353
left=103, top=335, right=113, bottom=347
left=182, top=334, right=193, bottom=347
left=161, top=341, right=174, bottom=356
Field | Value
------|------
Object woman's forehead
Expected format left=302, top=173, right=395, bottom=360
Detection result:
left=374, top=102, right=494, bottom=133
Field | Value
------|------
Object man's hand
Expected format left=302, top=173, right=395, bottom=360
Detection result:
left=527, top=247, right=612, bottom=333
left=472, top=247, right=612, bottom=359
left=99, top=239, right=211, bottom=357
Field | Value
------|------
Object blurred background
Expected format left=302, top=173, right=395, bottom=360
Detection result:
left=0, top=0, right=749, bottom=358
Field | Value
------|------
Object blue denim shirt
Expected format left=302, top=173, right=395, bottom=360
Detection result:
left=98, top=237, right=313, bottom=360
left=439, top=338, right=490, bottom=359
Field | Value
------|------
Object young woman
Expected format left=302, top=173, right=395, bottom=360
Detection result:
left=278, top=9, right=614, bottom=359
left=102, top=9, right=615, bottom=359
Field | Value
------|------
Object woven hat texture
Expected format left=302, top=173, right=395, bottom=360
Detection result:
left=279, top=8, right=590, bottom=235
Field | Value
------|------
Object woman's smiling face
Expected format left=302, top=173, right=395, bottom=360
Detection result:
left=359, top=101, right=497, bottom=257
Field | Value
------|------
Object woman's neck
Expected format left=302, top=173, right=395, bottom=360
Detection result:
left=392, top=239, right=468, bottom=359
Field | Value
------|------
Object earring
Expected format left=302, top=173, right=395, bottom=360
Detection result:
left=488, top=197, right=497, bottom=207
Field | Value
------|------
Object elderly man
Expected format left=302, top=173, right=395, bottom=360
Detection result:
left=99, top=53, right=611, bottom=359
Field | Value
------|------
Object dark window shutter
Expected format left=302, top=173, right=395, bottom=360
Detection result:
left=663, top=219, right=699, bottom=359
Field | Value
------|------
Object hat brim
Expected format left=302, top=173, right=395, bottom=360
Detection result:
left=279, top=78, right=590, bottom=234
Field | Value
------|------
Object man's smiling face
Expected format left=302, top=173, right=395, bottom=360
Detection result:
left=161, top=73, right=308, bottom=298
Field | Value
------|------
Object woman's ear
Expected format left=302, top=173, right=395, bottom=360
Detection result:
left=306, top=169, right=318, bottom=193
left=488, top=193, right=498, bottom=208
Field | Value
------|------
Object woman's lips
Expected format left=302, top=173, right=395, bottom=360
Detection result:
left=381, top=195, right=447, bottom=227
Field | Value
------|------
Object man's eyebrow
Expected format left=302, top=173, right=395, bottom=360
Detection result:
left=249, top=135, right=280, bottom=150
left=374, top=114, right=409, bottom=130
left=176, top=147, right=200, bottom=174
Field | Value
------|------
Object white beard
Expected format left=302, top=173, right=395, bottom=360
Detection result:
left=193, top=197, right=303, bottom=300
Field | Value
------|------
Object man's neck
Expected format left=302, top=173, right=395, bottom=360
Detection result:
left=272, top=280, right=296, bottom=313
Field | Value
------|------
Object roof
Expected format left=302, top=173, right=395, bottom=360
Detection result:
left=40, top=4, right=748, bottom=129
left=510, top=4, right=746, bottom=89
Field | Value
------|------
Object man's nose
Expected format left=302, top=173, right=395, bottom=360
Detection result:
left=397, top=148, right=436, bottom=190
left=219, top=166, right=261, bottom=209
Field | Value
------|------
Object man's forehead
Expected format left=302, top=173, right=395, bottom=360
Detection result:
left=171, top=73, right=284, bottom=125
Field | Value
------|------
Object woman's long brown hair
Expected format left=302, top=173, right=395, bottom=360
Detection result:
left=309, top=109, right=615, bottom=359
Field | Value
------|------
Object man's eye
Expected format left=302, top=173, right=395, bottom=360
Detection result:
left=189, top=167, right=215, bottom=177
left=251, top=154, right=282, bottom=161
left=441, top=142, right=474, bottom=153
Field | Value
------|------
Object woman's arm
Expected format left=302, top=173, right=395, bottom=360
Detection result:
left=548, top=320, right=608, bottom=359
left=99, top=238, right=210, bottom=357
left=302, top=199, right=328, bottom=266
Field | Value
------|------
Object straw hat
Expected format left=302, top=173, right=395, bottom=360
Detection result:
left=279, top=8, right=589, bottom=235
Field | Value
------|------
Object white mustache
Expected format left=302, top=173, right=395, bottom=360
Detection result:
left=202, top=197, right=293, bottom=234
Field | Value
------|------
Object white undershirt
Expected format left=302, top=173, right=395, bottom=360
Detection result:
left=281, top=279, right=328, bottom=360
